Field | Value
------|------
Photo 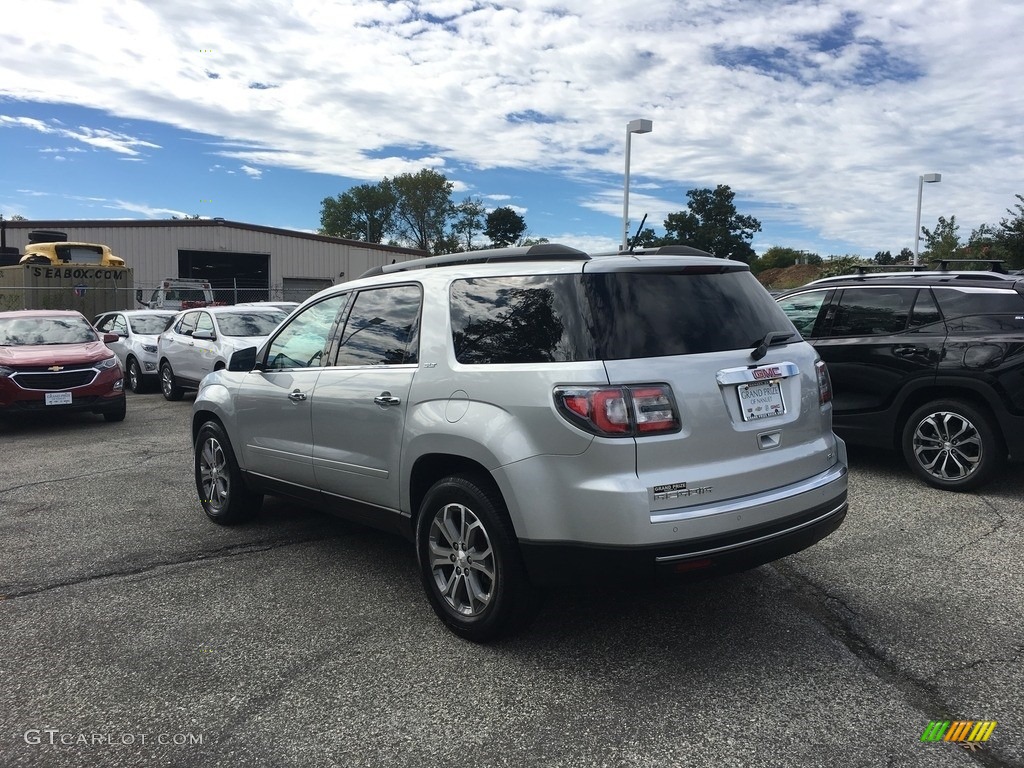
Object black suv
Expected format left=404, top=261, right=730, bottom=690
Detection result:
left=776, top=263, right=1024, bottom=490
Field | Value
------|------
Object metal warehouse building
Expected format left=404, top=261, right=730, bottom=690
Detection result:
left=0, top=218, right=425, bottom=303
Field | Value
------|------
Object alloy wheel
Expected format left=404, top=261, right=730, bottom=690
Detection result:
left=427, top=502, right=496, bottom=617
left=911, top=410, right=983, bottom=483
left=198, top=435, right=230, bottom=513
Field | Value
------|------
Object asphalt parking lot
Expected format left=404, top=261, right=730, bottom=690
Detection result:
left=1, top=393, right=1021, bottom=768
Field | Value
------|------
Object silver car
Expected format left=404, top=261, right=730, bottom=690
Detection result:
left=157, top=306, right=286, bottom=400
left=192, top=244, right=849, bottom=641
left=95, top=310, right=177, bottom=393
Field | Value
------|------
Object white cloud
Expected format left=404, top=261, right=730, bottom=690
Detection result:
left=240, top=164, right=263, bottom=179
left=103, top=199, right=191, bottom=218
left=1, top=113, right=159, bottom=156
left=0, top=0, right=1021, bottom=252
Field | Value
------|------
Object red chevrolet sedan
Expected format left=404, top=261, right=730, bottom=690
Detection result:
left=0, top=310, right=126, bottom=421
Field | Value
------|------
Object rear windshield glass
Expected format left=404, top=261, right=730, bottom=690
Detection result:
left=129, top=315, right=174, bottom=334
left=450, top=272, right=795, bottom=363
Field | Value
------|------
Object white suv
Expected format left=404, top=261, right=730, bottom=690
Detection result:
left=158, top=306, right=287, bottom=399
left=191, top=245, right=848, bottom=641
left=95, top=310, right=177, bottom=393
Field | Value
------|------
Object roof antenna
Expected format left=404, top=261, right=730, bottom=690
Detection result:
left=627, top=213, right=648, bottom=253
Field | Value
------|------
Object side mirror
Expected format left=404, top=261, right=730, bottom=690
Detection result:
left=192, top=330, right=216, bottom=341
left=228, top=346, right=259, bottom=372
left=102, top=333, right=119, bottom=344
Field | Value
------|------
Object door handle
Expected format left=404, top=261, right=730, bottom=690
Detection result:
left=894, top=346, right=926, bottom=356
left=374, top=391, right=401, bottom=407
left=288, top=390, right=307, bottom=402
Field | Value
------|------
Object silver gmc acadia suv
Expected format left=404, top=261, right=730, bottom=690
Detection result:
left=191, top=244, right=849, bottom=641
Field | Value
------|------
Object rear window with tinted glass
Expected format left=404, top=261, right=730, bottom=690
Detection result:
left=934, top=287, right=1024, bottom=334
left=450, top=272, right=795, bottom=363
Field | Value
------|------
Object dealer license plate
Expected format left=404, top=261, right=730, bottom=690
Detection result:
left=45, top=392, right=73, bottom=406
left=738, top=380, right=785, bottom=421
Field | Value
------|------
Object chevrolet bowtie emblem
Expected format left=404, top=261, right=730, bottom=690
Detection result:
left=48, top=365, right=64, bottom=371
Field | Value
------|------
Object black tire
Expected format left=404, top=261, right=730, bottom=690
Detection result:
left=194, top=420, right=263, bottom=524
left=901, top=399, right=1005, bottom=491
left=160, top=361, right=183, bottom=401
left=415, top=473, right=538, bottom=642
left=126, top=357, right=146, bottom=393
left=102, top=397, right=127, bottom=423
left=28, top=229, right=67, bottom=244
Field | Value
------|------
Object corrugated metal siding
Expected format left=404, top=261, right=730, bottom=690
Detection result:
left=3, top=223, right=420, bottom=290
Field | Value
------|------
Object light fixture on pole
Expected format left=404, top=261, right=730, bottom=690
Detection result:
left=913, top=172, right=941, bottom=265
left=622, top=118, right=653, bottom=251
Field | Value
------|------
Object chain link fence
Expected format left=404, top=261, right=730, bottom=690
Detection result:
left=1, top=281, right=324, bottom=315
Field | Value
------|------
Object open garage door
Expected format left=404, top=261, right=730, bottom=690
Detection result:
left=178, top=249, right=270, bottom=303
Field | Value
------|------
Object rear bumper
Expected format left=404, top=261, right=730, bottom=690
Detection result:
left=519, top=491, right=847, bottom=586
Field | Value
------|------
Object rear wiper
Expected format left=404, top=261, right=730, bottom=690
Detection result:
left=751, top=331, right=794, bottom=361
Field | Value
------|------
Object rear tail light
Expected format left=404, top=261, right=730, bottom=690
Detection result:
left=815, top=360, right=832, bottom=405
left=554, top=384, right=680, bottom=437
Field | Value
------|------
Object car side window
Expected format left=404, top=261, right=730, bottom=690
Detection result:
left=334, top=285, right=422, bottom=366
left=265, top=294, right=349, bottom=370
left=933, top=287, right=1024, bottom=334
left=95, top=314, right=113, bottom=332
left=776, top=289, right=832, bottom=339
left=176, top=312, right=199, bottom=336
left=195, top=312, right=215, bottom=336
left=827, top=288, right=916, bottom=337
left=907, top=289, right=942, bottom=330
left=111, top=314, right=129, bottom=336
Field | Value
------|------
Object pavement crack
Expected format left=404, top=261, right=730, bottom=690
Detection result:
left=0, top=534, right=334, bottom=600
left=0, top=448, right=188, bottom=496
left=924, top=645, right=1024, bottom=683
left=773, top=561, right=1018, bottom=768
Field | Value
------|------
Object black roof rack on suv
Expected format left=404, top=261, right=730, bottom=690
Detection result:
left=932, top=258, right=1007, bottom=273
left=359, top=243, right=588, bottom=278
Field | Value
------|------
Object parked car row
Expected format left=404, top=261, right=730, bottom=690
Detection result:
left=4, top=251, right=1023, bottom=642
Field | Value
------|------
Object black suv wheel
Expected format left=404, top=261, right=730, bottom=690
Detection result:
left=902, top=399, right=1005, bottom=491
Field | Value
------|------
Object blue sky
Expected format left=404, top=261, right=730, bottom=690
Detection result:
left=1, top=0, right=1022, bottom=257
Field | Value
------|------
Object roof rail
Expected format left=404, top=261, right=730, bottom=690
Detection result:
left=359, top=243, right=589, bottom=278
left=851, top=264, right=928, bottom=275
left=931, top=258, right=1007, bottom=273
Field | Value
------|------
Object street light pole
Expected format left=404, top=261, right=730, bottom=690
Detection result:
left=913, top=172, right=941, bottom=266
left=622, top=118, right=652, bottom=251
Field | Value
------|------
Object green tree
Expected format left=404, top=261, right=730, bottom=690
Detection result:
left=897, top=247, right=914, bottom=263
left=451, top=197, right=486, bottom=251
left=389, top=169, right=454, bottom=253
left=996, top=194, right=1024, bottom=269
left=873, top=250, right=893, bottom=265
left=752, top=246, right=803, bottom=274
left=631, top=228, right=660, bottom=248
left=484, top=207, right=527, bottom=247
left=920, top=215, right=961, bottom=263
left=319, top=182, right=397, bottom=243
left=1, top=213, right=27, bottom=221
left=661, top=185, right=761, bottom=262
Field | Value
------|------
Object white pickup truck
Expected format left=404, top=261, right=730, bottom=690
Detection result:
left=137, top=278, right=217, bottom=311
